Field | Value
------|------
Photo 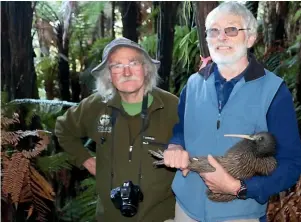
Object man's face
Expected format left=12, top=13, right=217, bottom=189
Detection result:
left=206, top=14, right=255, bottom=65
left=108, top=47, right=145, bottom=95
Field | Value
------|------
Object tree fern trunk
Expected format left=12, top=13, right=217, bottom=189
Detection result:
left=120, top=1, right=141, bottom=42
left=194, top=1, right=218, bottom=58
left=111, top=1, right=115, bottom=39
left=156, top=1, right=179, bottom=91
left=70, top=69, right=81, bottom=103
left=153, top=1, right=159, bottom=34
left=263, top=2, right=288, bottom=52
left=2, top=1, right=39, bottom=101
left=100, top=11, right=105, bottom=38
left=57, top=24, right=71, bottom=101
left=1, top=1, right=11, bottom=100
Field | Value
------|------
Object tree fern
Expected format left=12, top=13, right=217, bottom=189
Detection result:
left=37, top=152, right=74, bottom=173
left=59, top=177, right=97, bottom=222
left=1, top=113, right=54, bottom=221
left=5, top=98, right=77, bottom=131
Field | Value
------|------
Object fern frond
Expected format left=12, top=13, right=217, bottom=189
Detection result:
left=1, top=113, right=21, bottom=146
left=17, top=129, right=52, bottom=139
left=19, top=165, right=55, bottom=221
left=60, top=178, right=96, bottom=222
left=22, top=130, right=51, bottom=158
left=79, top=177, right=96, bottom=189
left=1, top=113, right=20, bottom=128
left=2, top=152, right=30, bottom=205
left=37, top=152, right=74, bottom=173
left=30, top=166, right=55, bottom=201
left=1, top=131, right=21, bottom=146
left=1, top=113, right=54, bottom=221
left=19, top=171, right=32, bottom=203
left=1, top=128, right=51, bottom=158
left=9, top=98, right=78, bottom=107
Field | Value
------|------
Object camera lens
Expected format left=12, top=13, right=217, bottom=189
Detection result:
left=121, top=205, right=137, bottom=217
left=110, top=181, right=143, bottom=217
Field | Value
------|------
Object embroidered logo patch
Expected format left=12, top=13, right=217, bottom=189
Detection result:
left=97, top=114, right=112, bottom=133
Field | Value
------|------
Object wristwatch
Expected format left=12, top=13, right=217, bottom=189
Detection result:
left=236, top=180, right=247, bottom=199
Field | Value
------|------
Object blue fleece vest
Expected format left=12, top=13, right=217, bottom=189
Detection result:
left=172, top=69, right=283, bottom=221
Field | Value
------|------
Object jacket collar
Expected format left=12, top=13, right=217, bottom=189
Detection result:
left=198, top=53, right=266, bottom=82
left=107, top=87, right=164, bottom=113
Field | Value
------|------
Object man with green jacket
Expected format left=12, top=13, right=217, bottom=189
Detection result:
left=55, top=37, right=178, bottom=222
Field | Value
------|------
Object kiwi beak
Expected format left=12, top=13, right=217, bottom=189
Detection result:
left=224, top=134, right=255, bottom=140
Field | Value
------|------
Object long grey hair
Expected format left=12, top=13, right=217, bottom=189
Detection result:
left=95, top=52, right=160, bottom=103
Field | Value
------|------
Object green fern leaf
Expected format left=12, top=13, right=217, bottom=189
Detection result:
left=59, top=178, right=97, bottom=222
left=37, top=152, right=74, bottom=173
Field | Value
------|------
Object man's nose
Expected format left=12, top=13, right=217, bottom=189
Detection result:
left=217, top=30, right=228, bottom=41
left=123, top=65, right=132, bottom=76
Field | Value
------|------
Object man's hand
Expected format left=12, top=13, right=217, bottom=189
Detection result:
left=83, top=157, right=96, bottom=176
left=199, top=155, right=240, bottom=195
left=164, top=144, right=190, bottom=176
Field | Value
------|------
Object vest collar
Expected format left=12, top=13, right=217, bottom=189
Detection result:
left=198, top=53, right=265, bottom=82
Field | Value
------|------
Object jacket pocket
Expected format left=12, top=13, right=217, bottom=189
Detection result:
left=143, top=136, right=168, bottom=148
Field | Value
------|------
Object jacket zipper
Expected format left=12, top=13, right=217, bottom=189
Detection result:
left=129, top=145, right=133, bottom=162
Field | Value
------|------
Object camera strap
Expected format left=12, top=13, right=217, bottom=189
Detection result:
left=110, top=107, right=118, bottom=190
left=138, top=93, right=148, bottom=186
left=109, top=94, right=149, bottom=189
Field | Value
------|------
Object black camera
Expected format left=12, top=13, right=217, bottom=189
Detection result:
left=110, top=181, right=144, bottom=217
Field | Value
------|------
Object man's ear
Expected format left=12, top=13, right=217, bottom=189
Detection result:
left=247, top=35, right=256, bottom=48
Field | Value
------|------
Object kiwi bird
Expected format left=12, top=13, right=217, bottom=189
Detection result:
left=148, top=132, right=277, bottom=202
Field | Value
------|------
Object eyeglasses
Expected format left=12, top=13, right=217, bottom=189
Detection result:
left=109, top=60, right=143, bottom=74
left=205, top=27, right=251, bottom=38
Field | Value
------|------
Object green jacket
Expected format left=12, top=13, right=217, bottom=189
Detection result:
left=55, top=87, right=179, bottom=222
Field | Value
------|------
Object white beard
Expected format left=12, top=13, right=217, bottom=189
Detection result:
left=208, top=42, right=248, bottom=65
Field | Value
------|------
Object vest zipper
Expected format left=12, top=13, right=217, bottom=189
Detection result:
left=217, top=113, right=221, bottom=129
left=217, top=101, right=222, bottom=129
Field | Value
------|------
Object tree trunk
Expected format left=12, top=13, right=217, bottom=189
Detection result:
left=189, top=3, right=195, bottom=29
left=120, top=1, right=141, bottom=42
left=194, top=1, right=219, bottom=58
left=285, top=2, right=301, bottom=45
left=100, top=11, right=105, bottom=38
left=263, top=2, right=288, bottom=52
left=153, top=1, right=159, bottom=34
left=275, top=2, right=289, bottom=46
left=57, top=24, right=71, bottom=101
left=2, top=1, right=39, bottom=101
left=1, top=1, right=11, bottom=99
left=44, top=77, right=55, bottom=100
left=156, top=1, right=179, bottom=91
left=111, top=1, right=115, bottom=39
left=70, top=61, right=81, bottom=102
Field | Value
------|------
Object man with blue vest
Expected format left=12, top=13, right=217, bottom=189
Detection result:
left=164, top=2, right=301, bottom=222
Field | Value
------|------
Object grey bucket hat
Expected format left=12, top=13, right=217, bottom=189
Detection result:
left=91, top=37, right=160, bottom=78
